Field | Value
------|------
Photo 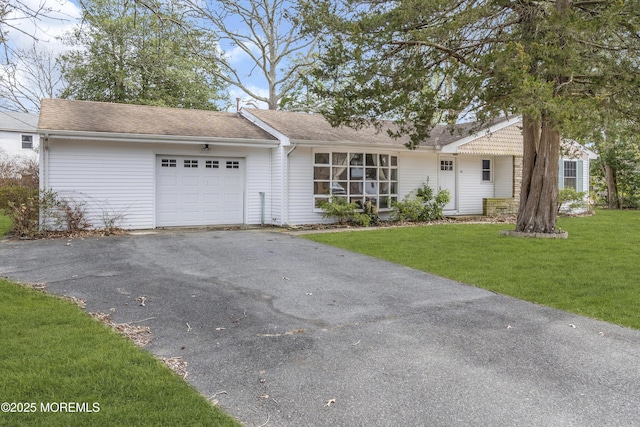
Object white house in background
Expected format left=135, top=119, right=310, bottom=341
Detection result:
left=37, top=99, right=596, bottom=229
left=0, top=111, right=40, bottom=162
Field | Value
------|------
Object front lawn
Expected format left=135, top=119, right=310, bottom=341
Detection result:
left=0, top=212, right=11, bottom=238
left=0, top=279, right=241, bottom=427
left=304, top=209, right=640, bottom=329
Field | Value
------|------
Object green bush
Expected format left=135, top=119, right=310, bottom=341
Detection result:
left=317, top=197, right=360, bottom=224
left=392, top=183, right=450, bottom=222
left=558, top=187, right=588, bottom=213
left=0, top=186, right=38, bottom=214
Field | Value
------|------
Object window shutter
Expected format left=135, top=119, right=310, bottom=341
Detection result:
left=558, top=160, right=564, bottom=189
left=577, top=160, right=584, bottom=192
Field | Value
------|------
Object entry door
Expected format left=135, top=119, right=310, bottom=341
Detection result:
left=156, top=156, right=244, bottom=226
left=439, top=157, right=457, bottom=211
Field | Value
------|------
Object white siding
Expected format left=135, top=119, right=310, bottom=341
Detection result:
left=46, top=140, right=155, bottom=229
left=45, top=139, right=273, bottom=229
left=397, top=151, right=439, bottom=197
left=494, top=156, right=513, bottom=198
left=0, top=130, right=39, bottom=162
left=457, top=155, right=496, bottom=215
left=287, top=146, right=322, bottom=225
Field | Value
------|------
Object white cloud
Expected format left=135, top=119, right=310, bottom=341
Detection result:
left=5, top=0, right=81, bottom=54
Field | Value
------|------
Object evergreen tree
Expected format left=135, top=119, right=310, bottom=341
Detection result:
left=302, top=0, right=640, bottom=233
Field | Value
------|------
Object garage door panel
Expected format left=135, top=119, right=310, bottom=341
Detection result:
left=156, top=156, right=244, bottom=227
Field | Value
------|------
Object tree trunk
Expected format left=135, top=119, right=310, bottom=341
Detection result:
left=516, top=114, right=560, bottom=233
left=605, top=164, right=620, bottom=209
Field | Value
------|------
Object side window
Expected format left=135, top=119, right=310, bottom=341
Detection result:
left=21, top=135, right=33, bottom=149
left=563, top=161, right=577, bottom=189
left=482, top=159, right=492, bottom=182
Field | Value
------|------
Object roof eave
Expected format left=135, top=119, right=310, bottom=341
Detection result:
left=289, top=139, right=436, bottom=150
left=39, top=129, right=280, bottom=148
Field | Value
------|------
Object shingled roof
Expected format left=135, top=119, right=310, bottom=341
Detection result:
left=38, top=99, right=277, bottom=142
left=0, top=111, right=39, bottom=132
left=243, top=108, right=490, bottom=149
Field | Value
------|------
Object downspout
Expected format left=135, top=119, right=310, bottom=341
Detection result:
left=40, top=135, right=49, bottom=229
left=283, top=143, right=297, bottom=226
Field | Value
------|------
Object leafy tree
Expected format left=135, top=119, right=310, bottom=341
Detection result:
left=171, top=0, right=317, bottom=110
left=302, top=0, right=640, bottom=233
left=60, top=0, right=226, bottom=109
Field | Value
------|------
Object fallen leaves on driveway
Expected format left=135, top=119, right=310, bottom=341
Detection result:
left=161, top=356, right=188, bottom=379
left=90, top=311, right=152, bottom=347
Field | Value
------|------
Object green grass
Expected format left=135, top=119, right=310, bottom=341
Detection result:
left=0, top=279, right=241, bottom=427
left=0, top=212, right=11, bottom=238
left=304, top=209, right=640, bottom=329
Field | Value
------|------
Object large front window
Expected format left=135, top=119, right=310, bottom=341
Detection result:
left=314, top=152, right=398, bottom=210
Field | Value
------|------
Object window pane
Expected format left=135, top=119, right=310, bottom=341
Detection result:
left=390, top=169, right=398, bottom=180
left=332, top=182, right=347, bottom=194
left=564, top=178, right=577, bottom=190
left=380, top=182, right=389, bottom=194
left=314, top=167, right=330, bottom=180
left=350, top=182, right=363, bottom=195
left=380, top=168, right=389, bottom=180
left=366, top=154, right=377, bottom=166
left=379, top=154, right=389, bottom=167
left=379, top=196, right=389, bottom=209
left=564, top=161, right=577, bottom=177
left=315, top=153, right=329, bottom=164
left=482, top=171, right=491, bottom=181
left=314, top=181, right=331, bottom=195
left=482, top=159, right=491, bottom=170
left=334, top=152, right=348, bottom=165
left=350, top=153, right=364, bottom=166
left=390, top=182, right=398, bottom=194
left=365, top=181, right=378, bottom=194
left=365, top=168, right=377, bottom=180
left=350, top=167, right=363, bottom=180
left=332, top=166, right=348, bottom=180
left=390, top=156, right=397, bottom=166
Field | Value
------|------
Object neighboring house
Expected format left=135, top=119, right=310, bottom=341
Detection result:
left=0, top=111, right=40, bottom=162
left=37, top=99, right=596, bottom=229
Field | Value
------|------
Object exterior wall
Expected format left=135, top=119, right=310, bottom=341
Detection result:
left=286, top=146, right=427, bottom=225
left=287, top=146, right=323, bottom=225
left=43, top=138, right=272, bottom=229
left=457, top=155, right=498, bottom=215
left=397, top=151, right=439, bottom=196
left=494, top=156, right=513, bottom=198
left=0, top=130, right=39, bottom=162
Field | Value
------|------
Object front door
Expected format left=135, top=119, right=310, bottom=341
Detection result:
left=439, top=157, right=456, bottom=211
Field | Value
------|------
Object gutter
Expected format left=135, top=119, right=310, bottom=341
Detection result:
left=40, top=130, right=280, bottom=148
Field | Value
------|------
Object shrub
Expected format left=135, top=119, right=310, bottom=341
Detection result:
left=317, top=197, right=359, bottom=224
left=392, top=183, right=450, bottom=222
left=558, top=187, right=588, bottom=213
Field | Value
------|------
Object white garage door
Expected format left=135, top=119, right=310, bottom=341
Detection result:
left=156, top=156, right=244, bottom=227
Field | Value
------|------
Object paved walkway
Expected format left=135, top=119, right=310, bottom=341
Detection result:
left=1, top=230, right=639, bottom=426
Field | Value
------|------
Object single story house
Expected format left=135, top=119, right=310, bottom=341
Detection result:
left=37, top=99, right=596, bottom=229
left=0, top=111, right=40, bottom=162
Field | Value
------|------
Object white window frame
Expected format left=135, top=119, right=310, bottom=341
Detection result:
left=313, top=151, right=399, bottom=212
left=563, top=160, right=577, bottom=190
left=481, top=158, right=492, bottom=182
left=21, top=135, right=33, bottom=150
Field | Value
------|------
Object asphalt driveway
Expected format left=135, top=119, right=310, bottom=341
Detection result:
left=1, top=229, right=640, bottom=426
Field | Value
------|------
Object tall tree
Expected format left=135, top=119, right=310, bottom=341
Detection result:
left=0, top=43, right=66, bottom=112
left=303, top=0, right=640, bottom=233
left=60, top=0, right=226, bottom=109
left=172, top=0, right=316, bottom=110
